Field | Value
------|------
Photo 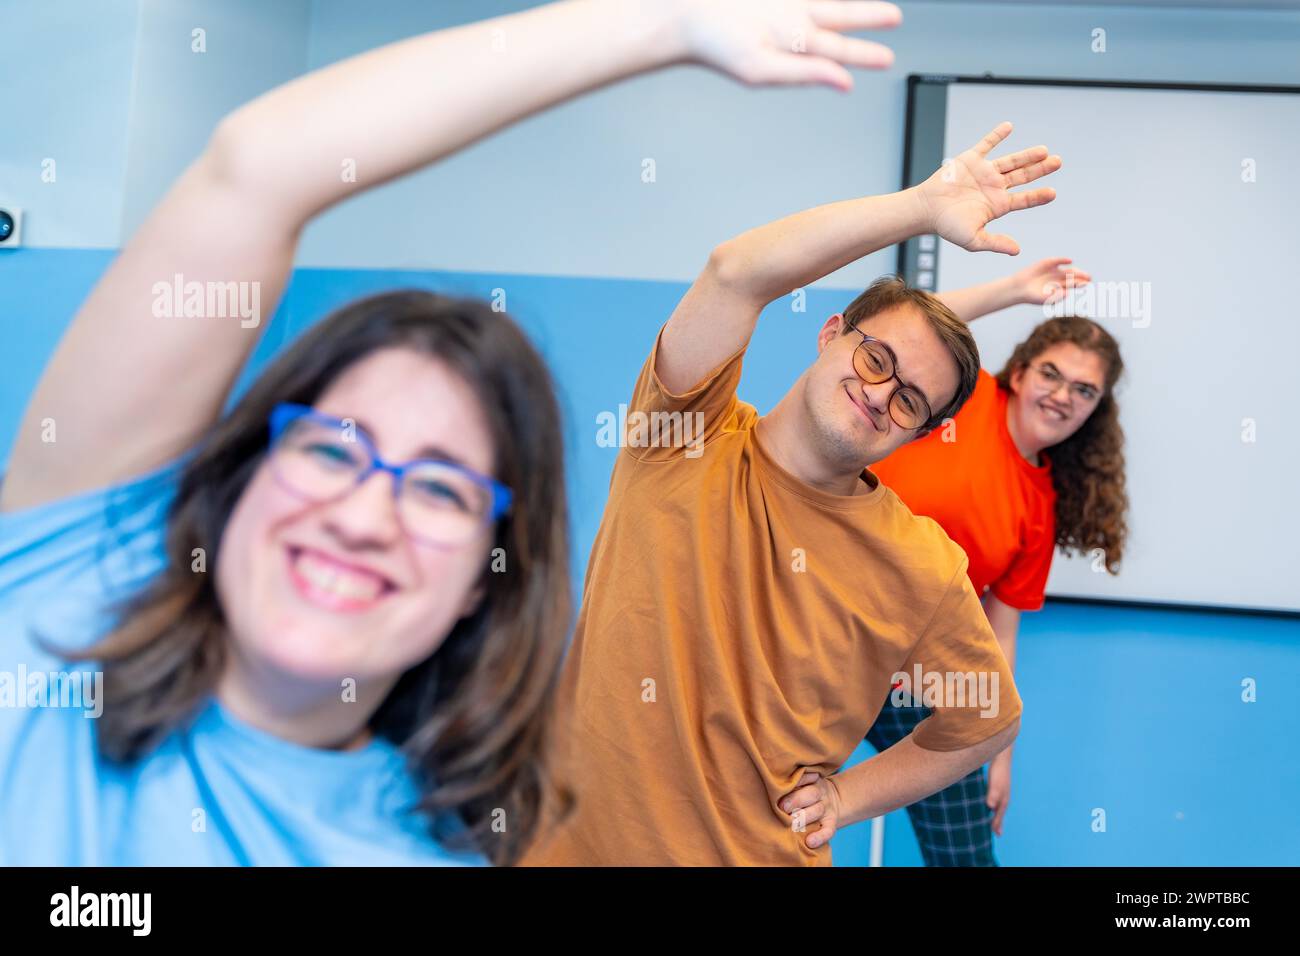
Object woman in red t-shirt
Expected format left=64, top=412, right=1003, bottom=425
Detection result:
left=866, top=258, right=1130, bottom=865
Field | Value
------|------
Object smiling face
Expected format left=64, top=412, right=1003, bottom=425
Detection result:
left=215, top=347, right=497, bottom=700
left=804, top=304, right=961, bottom=469
left=1006, top=341, right=1108, bottom=456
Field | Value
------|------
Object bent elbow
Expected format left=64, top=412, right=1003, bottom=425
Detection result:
left=704, top=240, right=745, bottom=291
left=990, top=715, right=1021, bottom=754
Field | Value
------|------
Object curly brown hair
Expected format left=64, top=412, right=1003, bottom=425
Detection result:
left=995, top=317, right=1129, bottom=573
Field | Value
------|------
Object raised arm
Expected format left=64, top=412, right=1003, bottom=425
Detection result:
left=2, top=0, right=903, bottom=513
left=656, top=121, right=1062, bottom=394
left=937, top=257, right=1091, bottom=324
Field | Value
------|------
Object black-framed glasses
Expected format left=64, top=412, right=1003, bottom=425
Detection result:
left=839, top=315, right=933, bottom=431
left=1030, top=363, right=1101, bottom=404
left=266, top=403, right=512, bottom=548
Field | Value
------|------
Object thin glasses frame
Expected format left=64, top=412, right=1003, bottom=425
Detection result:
left=839, top=315, right=934, bottom=431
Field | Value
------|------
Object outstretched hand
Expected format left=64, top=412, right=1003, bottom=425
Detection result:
left=679, top=0, right=902, bottom=90
left=915, top=122, right=1061, bottom=255
left=1012, top=257, right=1092, bottom=305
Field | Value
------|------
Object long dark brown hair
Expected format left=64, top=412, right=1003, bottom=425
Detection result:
left=69, top=290, right=572, bottom=864
left=995, top=316, right=1128, bottom=572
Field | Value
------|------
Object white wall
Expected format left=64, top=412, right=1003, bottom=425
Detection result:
left=118, top=0, right=313, bottom=238
left=7, top=0, right=1299, bottom=267
left=294, top=0, right=1300, bottom=286
left=0, top=0, right=312, bottom=249
left=0, top=0, right=142, bottom=247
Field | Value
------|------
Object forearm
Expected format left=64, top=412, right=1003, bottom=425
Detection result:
left=832, top=722, right=1018, bottom=827
left=657, top=187, right=932, bottom=393
left=988, top=630, right=1018, bottom=763
left=709, top=187, right=932, bottom=307
left=937, top=274, right=1024, bottom=323
left=983, top=594, right=1019, bottom=672
left=992, top=619, right=1017, bottom=673
left=213, top=0, right=685, bottom=221
left=983, top=596, right=1020, bottom=761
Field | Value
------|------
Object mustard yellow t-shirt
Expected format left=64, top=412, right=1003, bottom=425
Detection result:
left=524, top=330, right=1023, bottom=866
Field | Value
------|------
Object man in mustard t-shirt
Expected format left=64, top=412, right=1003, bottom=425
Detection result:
left=525, top=123, right=1062, bottom=865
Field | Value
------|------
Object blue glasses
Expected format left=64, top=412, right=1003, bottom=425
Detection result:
left=267, top=403, right=512, bottom=547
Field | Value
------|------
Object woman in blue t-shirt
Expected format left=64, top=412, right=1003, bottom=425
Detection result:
left=0, top=1, right=905, bottom=865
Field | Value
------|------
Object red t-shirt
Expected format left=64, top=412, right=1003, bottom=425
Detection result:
left=869, top=369, right=1057, bottom=611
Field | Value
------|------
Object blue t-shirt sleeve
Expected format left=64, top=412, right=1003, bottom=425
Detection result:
left=0, top=461, right=184, bottom=672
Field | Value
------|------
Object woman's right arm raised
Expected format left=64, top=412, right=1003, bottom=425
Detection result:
left=937, top=257, right=1090, bottom=324
left=2, top=0, right=901, bottom=513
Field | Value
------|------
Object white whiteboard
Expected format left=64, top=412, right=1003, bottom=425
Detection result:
left=932, top=82, right=1300, bottom=613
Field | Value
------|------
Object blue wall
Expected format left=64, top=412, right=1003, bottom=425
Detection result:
left=1, top=249, right=118, bottom=454
left=835, top=602, right=1299, bottom=866
left=5, top=251, right=1297, bottom=865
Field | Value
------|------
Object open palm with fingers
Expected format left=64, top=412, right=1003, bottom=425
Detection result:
left=1012, top=257, right=1091, bottom=304
left=681, top=0, right=902, bottom=90
left=915, top=121, right=1061, bottom=256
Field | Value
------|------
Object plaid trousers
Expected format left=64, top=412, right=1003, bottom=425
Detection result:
left=865, top=696, right=998, bottom=867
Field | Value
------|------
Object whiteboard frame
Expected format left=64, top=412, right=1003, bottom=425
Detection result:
left=898, top=74, right=1300, bottom=619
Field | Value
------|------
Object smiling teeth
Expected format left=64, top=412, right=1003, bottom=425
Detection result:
left=296, top=551, right=384, bottom=601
